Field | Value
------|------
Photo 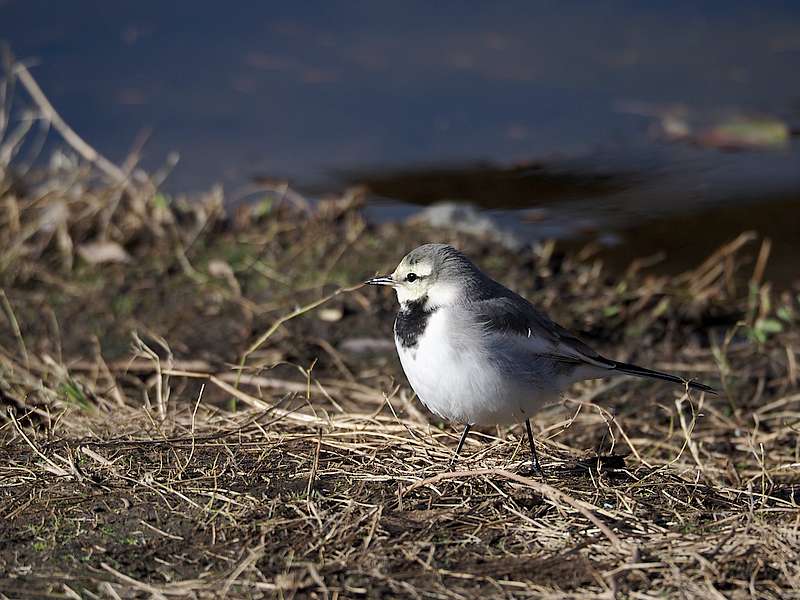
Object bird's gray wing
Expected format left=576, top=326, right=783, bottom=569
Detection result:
left=467, top=288, right=717, bottom=394
left=468, top=294, right=615, bottom=370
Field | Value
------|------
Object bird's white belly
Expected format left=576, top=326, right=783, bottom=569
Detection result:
left=396, top=310, right=555, bottom=425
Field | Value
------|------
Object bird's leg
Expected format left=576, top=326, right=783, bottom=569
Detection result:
left=525, top=418, right=543, bottom=475
left=450, top=424, right=472, bottom=467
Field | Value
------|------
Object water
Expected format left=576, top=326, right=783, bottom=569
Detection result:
left=3, top=1, right=800, bottom=279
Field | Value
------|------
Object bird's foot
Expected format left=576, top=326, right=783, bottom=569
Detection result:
left=517, top=460, right=545, bottom=478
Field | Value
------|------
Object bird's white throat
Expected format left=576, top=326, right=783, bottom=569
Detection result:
left=396, top=280, right=461, bottom=309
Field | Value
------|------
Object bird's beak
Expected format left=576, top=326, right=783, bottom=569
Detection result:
left=365, top=274, right=395, bottom=287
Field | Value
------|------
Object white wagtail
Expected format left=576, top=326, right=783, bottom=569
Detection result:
left=367, top=243, right=716, bottom=473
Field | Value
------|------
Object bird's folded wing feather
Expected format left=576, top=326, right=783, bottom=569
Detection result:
left=469, top=294, right=615, bottom=370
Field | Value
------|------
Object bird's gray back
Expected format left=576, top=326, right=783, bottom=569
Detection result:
left=462, top=279, right=613, bottom=370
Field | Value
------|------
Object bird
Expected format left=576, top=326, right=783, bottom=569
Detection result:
left=366, top=243, right=716, bottom=473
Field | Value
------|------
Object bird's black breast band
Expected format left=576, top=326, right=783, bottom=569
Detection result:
left=394, top=296, right=437, bottom=349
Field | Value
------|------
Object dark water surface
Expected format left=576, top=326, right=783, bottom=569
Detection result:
left=3, top=1, right=800, bottom=277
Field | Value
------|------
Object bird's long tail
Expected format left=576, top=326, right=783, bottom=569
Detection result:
left=610, top=360, right=717, bottom=395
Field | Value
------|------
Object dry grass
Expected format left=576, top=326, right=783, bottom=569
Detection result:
left=1, top=59, right=800, bottom=599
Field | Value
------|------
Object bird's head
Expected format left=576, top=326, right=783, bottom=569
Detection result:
left=366, top=244, right=482, bottom=308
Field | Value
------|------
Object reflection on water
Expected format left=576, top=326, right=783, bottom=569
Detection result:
left=2, top=1, right=800, bottom=275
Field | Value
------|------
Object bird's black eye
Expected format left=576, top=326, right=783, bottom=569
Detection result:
left=405, top=272, right=418, bottom=282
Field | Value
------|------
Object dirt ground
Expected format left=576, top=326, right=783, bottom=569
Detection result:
left=1, top=183, right=799, bottom=599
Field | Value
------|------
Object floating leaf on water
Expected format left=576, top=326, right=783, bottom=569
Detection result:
left=621, top=101, right=790, bottom=151
left=698, top=117, right=790, bottom=151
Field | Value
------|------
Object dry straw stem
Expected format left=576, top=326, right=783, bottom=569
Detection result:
left=100, top=562, right=206, bottom=598
left=12, top=60, right=128, bottom=187
left=0, top=288, right=28, bottom=368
